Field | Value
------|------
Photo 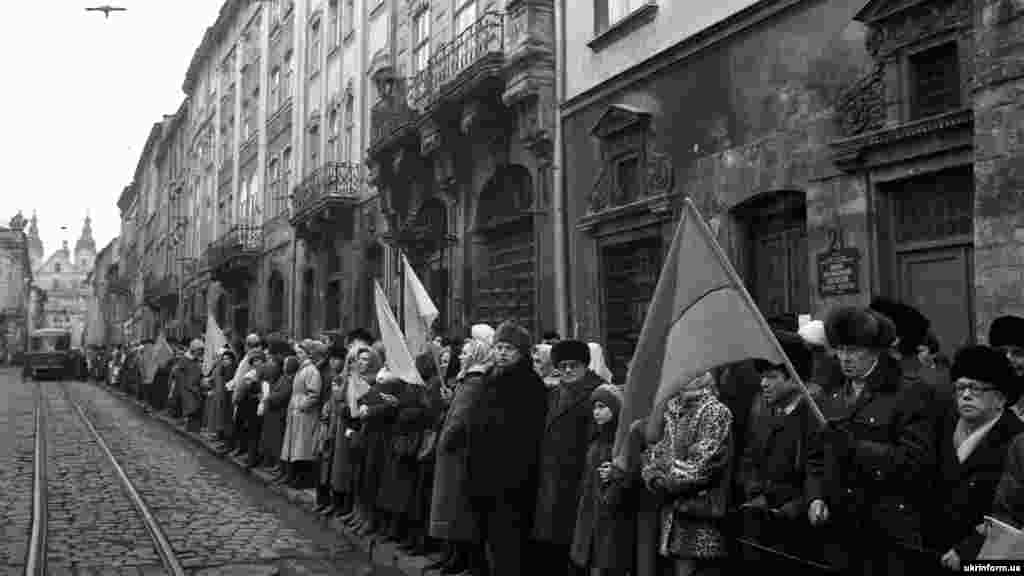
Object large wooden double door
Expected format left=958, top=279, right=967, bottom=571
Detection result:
left=601, top=235, right=663, bottom=385
left=476, top=222, right=535, bottom=334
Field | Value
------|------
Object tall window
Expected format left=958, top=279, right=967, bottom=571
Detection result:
left=309, top=19, right=322, bottom=76
left=282, top=51, right=294, bottom=104
left=270, top=66, right=281, bottom=110
left=268, top=158, right=281, bottom=216
left=343, top=0, right=354, bottom=38
left=413, top=8, right=430, bottom=74
left=328, top=1, right=339, bottom=48
left=328, top=109, right=340, bottom=162
left=343, top=93, right=354, bottom=162
left=455, top=0, right=477, bottom=36
left=308, top=125, right=320, bottom=170
left=909, top=42, right=961, bottom=120
left=241, top=99, right=252, bottom=142
left=282, top=147, right=293, bottom=198
left=594, top=0, right=648, bottom=33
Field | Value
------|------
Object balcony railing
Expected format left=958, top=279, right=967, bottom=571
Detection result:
left=207, top=224, right=263, bottom=274
left=291, top=162, right=362, bottom=221
left=369, top=78, right=417, bottom=151
left=410, top=11, right=504, bottom=108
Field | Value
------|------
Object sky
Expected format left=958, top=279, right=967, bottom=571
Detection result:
left=0, top=1, right=223, bottom=259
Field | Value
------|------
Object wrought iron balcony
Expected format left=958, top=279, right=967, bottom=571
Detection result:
left=207, top=224, right=263, bottom=284
left=369, top=78, right=418, bottom=152
left=290, top=162, right=362, bottom=228
left=410, top=11, right=504, bottom=109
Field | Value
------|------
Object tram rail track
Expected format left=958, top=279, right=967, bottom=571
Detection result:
left=26, top=380, right=187, bottom=576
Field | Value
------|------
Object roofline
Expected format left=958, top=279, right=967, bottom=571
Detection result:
left=182, top=0, right=246, bottom=95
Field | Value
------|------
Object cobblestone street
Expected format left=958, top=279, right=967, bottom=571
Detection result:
left=0, top=369, right=34, bottom=573
left=0, top=368, right=389, bottom=576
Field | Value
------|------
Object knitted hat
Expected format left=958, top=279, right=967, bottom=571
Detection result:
left=754, top=330, right=812, bottom=381
left=990, top=316, right=1024, bottom=349
left=551, top=339, right=590, bottom=366
left=952, top=345, right=1019, bottom=405
left=824, top=306, right=896, bottom=350
left=870, top=298, right=932, bottom=356
left=493, top=321, right=532, bottom=358
left=591, top=383, right=623, bottom=417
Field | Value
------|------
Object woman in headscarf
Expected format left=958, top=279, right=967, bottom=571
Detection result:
left=355, top=368, right=403, bottom=537
left=427, top=337, right=492, bottom=574
left=533, top=343, right=560, bottom=388
left=588, top=342, right=614, bottom=384
left=470, top=323, right=495, bottom=346
left=279, top=339, right=325, bottom=489
left=338, top=344, right=383, bottom=531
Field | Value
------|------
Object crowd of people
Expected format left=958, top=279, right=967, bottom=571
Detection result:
left=87, top=299, right=1024, bottom=576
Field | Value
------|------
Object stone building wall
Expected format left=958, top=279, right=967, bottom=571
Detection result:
left=973, top=0, right=1024, bottom=338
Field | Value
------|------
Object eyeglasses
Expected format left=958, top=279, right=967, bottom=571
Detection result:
left=997, top=346, right=1024, bottom=359
left=955, top=381, right=997, bottom=395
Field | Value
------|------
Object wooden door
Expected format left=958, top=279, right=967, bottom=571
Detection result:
left=739, top=191, right=809, bottom=328
left=898, top=246, right=973, bottom=352
left=887, top=166, right=975, bottom=351
left=601, top=235, right=663, bottom=385
left=476, top=222, right=535, bottom=334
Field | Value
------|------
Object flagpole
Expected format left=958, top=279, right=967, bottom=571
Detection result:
left=683, top=197, right=826, bottom=427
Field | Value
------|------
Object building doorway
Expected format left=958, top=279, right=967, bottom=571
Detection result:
left=734, top=190, right=809, bottom=328
left=600, top=234, right=663, bottom=385
left=882, top=166, right=975, bottom=351
left=268, top=271, right=286, bottom=333
left=407, top=197, right=449, bottom=333
left=474, top=165, right=535, bottom=333
left=302, top=268, right=316, bottom=338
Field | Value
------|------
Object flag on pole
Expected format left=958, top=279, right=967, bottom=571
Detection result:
left=375, top=280, right=425, bottom=386
left=978, top=516, right=1024, bottom=559
left=613, top=197, right=823, bottom=457
left=144, top=333, right=175, bottom=384
left=203, top=314, right=228, bottom=375
left=402, top=254, right=439, bottom=357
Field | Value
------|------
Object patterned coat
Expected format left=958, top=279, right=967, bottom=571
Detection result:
left=641, top=387, right=733, bottom=559
left=280, top=360, right=322, bottom=462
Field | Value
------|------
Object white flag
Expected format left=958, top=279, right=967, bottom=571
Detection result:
left=375, top=280, right=424, bottom=386
left=402, top=254, right=439, bottom=357
left=203, top=314, right=227, bottom=375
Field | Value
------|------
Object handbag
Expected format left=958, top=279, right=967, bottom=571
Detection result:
left=417, top=430, right=438, bottom=461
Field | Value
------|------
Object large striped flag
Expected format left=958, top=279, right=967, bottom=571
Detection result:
left=374, top=280, right=425, bottom=386
left=203, top=314, right=228, bottom=375
left=613, top=197, right=823, bottom=457
left=402, top=254, right=439, bottom=357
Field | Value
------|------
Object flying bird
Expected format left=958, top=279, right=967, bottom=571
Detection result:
left=85, top=5, right=127, bottom=18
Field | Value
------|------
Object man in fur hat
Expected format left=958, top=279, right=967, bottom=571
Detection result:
left=464, top=320, right=548, bottom=576
left=806, top=306, right=934, bottom=575
left=935, top=345, right=1024, bottom=570
left=738, top=331, right=825, bottom=563
left=990, top=315, right=1024, bottom=419
left=532, top=339, right=603, bottom=575
left=870, top=297, right=952, bottom=402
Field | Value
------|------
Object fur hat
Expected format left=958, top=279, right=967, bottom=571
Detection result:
left=990, top=316, right=1024, bottom=349
left=870, top=298, right=931, bottom=356
left=551, top=339, right=591, bottom=366
left=824, top=306, right=896, bottom=350
left=328, top=341, right=349, bottom=360
left=591, top=383, right=623, bottom=417
left=493, top=321, right=532, bottom=358
left=754, top=330, right=812, bottom=381
left=952, top=345, right=1019, bottom=405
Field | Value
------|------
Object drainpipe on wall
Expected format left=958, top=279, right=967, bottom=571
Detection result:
left=551, top=0, right=569, bottom=338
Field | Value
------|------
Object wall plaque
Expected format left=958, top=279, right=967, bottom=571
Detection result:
left=818, top=247, right=860, bottom=297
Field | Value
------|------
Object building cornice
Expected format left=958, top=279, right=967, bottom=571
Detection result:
left=561, top=0, right=817, bottom=117
left=182, top=0, right=247, bottom=95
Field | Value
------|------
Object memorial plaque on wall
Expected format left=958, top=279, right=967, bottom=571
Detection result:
left=818, top=247, right=860, bottom=297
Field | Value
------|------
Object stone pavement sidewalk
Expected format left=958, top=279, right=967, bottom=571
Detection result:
left=94, top=381, right=436, bottom=576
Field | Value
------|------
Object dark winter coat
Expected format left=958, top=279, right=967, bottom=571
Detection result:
left=532, top=371, right=603, bottom=546
left=358, top=381, right=400, bottom=507
left=173, top=356, right=205, bottom=419
left=429, top=367, right=485, bottom=541
left=570, top=423, right=615, bottom=568
left=378, top=380, right=427, bottom=513
left=261, top=370, right=293, bottom=461
left=328, top=375, right=355, bottom=493
left=740, top=392, right=822, bottom=517
left=806, top=354, right=934, bottom=568
left=411, top=375, right=445, bottom=527
left=935, top=410, right=1024, bottom=561
left=992, top=434, right=1024, bottom=529
left=465, top=359, right=549, bottom=504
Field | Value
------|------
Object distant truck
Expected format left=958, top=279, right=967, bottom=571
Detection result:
left=25, top=328, right=73, bottom=380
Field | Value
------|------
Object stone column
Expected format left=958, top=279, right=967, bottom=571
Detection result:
left=973, top=0, right=1024, bottom=339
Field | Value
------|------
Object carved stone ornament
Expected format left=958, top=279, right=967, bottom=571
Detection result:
left=420, top=120, right=441, bottom=157
left=860, top=0, right=970, bottom=60
left=834, top=66, right=886, bottom=138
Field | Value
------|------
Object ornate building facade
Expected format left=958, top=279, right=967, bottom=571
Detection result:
left=0, top=212, right=32, bottom=362
left=367, top=0, right=558, bottom=337
left=30, top=216, right=96, bottom=346
left=561, top=0, right=1024, bottom=381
